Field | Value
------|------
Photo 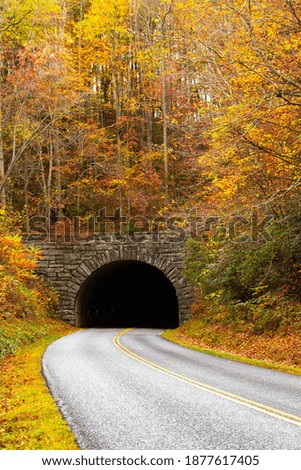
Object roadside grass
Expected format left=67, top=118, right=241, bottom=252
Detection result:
left=163, top=315, right=301, bottom=376
left=0, top=317, right=79, bottom=450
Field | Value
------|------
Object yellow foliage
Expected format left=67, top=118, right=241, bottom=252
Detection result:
left=0, top=328, right=78, bottom=449
left=0, top=213, right=57, bottom=320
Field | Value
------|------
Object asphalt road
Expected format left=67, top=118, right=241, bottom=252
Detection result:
left=42, top=328, right=301, bottom=449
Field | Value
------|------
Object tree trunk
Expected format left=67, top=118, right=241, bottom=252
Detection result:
left=0, top=130, right=6, bottom=207
left=162, top=56, right=169, bottom=205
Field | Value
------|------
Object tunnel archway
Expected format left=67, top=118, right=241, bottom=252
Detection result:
left=75, top=260, right=179, bottom=328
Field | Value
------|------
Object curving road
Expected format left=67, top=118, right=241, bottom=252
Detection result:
left=42, top=328, right=301, bottom=449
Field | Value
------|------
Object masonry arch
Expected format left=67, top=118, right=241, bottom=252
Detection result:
left=75, top=260, right=179, bottom=328
left=29, top=236, right=192, bottom=325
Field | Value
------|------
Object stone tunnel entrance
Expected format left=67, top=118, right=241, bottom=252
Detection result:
left=75, top=260, right=179, bottom=328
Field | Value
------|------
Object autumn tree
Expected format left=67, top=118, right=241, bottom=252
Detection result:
left=0, top=0, right=83, bottom=231
left=195, top=0, right=301, bottom=213
left=185, top=0, right=301, bottom=306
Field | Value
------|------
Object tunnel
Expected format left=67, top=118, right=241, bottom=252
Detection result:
left=75, top=260, right=179, bottom=328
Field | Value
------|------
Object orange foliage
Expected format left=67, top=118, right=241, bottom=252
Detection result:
left=0, top=235, right=39, bottom=281
left=0, top=212, right=57, bottom=319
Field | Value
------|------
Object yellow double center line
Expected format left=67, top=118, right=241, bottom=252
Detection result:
left=113, top=328, right=301, bottom=428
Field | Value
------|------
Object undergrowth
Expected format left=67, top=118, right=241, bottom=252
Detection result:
left=0, top=322, right=79, bottom=449
left=0, top=211, right=78, bottom=449
left=164, top=294, right=301, bottom=374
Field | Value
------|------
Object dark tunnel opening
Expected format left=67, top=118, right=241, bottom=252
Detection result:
left=75, top=260, right=179, bottom=328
